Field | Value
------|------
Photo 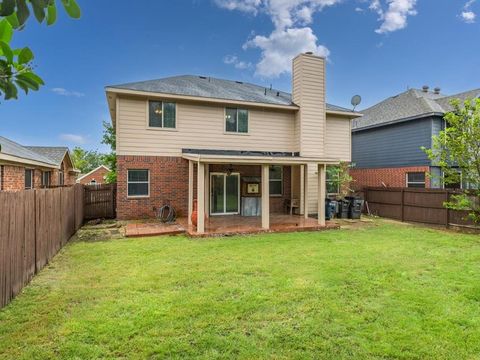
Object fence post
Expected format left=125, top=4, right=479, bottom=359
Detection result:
left=401, top=188, right=405, bottom=222
left=445, top=190, right=450, bottom=228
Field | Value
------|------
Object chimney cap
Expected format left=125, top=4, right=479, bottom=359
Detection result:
left=422, top=85, right=429, bottom=92
left=434, top=87, right=441, bottom=94
left=305, top=51, right=314, bottom=55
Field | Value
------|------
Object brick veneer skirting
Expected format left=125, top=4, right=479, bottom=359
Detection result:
left=350, top=166, right=431, bottom=191
left=117, top=155, right=292, bottom=220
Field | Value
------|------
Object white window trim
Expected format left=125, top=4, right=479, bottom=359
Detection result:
left=25, top=169, right=34, bottom=189
left=127, top=169, right=150, bottom=198
left=224, top=107, right=249, bottom=135
left=269, top=165, right=283, bottom=197
left=146, top=100, right=177, bottom=131
left=406, top=172, right=426, bottom=188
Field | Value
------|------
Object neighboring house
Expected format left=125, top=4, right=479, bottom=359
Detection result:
left=350, top=86, right=480, bottom=190
left=0, top=136, right=78, bottom=191
left=105, top=53, right=359, bottom=233
left=77, top=165, right=110, bottom=185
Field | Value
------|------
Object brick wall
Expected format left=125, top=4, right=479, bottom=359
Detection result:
left=78, top=167, right=109, bottom=185
left=1, top=165, right=25, bottom=191
left=117, top=155, right=293, bottom=220
left=350, top=166, right=431, bottom=190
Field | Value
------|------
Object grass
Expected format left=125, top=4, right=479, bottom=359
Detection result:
left=1, top=220, right=480, bottom=359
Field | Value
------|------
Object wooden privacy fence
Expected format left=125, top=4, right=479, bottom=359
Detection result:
left=0, top=184, right=84, bottom=308
left=364, top=187, right=478, bottom=229
left=84, top=183, right=116, bottom=220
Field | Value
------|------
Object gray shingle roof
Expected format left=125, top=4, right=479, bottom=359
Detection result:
left=108, top=75, right=353, bottom=113
left=352, top=88, right=480, bottom=131
left=0, top=136, right=57, bottom=166
left=24, top=146, right=68, bottom=166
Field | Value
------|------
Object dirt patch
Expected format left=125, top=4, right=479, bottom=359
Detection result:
left=72, top=220, right=125, bottom=242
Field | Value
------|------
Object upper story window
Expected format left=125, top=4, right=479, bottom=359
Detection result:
left=149, top=101, right=176, bottom=129
left=406, top=172, right=426, bottom=188
left=225, top=108, right=248, bottom=133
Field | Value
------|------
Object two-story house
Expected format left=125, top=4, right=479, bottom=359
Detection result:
left=350, top=86, right=480, bottom=190
left=105, top=53, right=359, bottom=234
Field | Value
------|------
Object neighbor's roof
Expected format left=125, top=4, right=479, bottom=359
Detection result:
left=0, top=136, right=57, bottom=167
left=25, top=146, right=69, bottom=166
left=352, top=88, right=480, bottom=131
left=107, top=75, right=353, bottom=113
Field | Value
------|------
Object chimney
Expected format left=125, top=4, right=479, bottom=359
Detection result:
left=422, top=85, right=429, bottom=93
left=292, top=52, right=326, bottom=157
left=434, top=87, right=441, bottom=95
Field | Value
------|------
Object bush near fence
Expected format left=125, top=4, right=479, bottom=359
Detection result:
left=0, top=185, right=84, bottom=308
left=364, top=187, right=479, bottom=230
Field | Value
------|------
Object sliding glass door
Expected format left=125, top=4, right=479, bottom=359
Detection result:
left=210, top=173, right=240, bottom=215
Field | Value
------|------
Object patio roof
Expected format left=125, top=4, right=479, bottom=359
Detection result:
left=182, top=149, right=341, bottom=165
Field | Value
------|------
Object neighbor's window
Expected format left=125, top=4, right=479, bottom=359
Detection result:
left=269, top=165, right=283, bottom=196
left=59, top=171, right=64, bottom=186
left=25, top=169, right=33, bottom=189
left=225, top=108, right=248, bottom=133
left=326, top=166, right=340, bottom=195
left=406, top=172, right=426, bottom=188
left=128, top=169, right=149, bottom=197
left=41, top=171, right=51, bottom=187
left=149, top=100, right=176, bottom=128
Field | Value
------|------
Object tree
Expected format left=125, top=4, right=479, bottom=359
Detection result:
left=71, top=147, right=106, bottom=174
left=327, top=162, right=354, bottom=199
left=423, top=98, right=480, bottom=224
left=102, top=120, right=116, bottom=183
left=0, top=0, right=80, bottom=100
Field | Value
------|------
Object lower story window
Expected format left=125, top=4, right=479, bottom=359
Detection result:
left=25, top=169, right=33, bottom=189
left=269, top=165, right=283, bottom=196
left=326, top=166, right=340, bottom=195
left=42, top=171, right=51, bottom=187
left=128, top=169, right=149, bottom=197
left=406, top=172, right=426, bottom=188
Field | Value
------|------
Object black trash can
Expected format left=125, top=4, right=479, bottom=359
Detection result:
left=325, top=198, right=332, bottom=220
left=330, top=200, right=338, bottom=219
left=346, top=196, right=364, bottom=219
left=337, top=199, right=350, bottom=219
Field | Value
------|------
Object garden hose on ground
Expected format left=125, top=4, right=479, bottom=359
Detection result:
left=157, top=204, right=177, bottom=223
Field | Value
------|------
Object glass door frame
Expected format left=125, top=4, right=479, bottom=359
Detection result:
left=209, top=172, right=241, bottom=215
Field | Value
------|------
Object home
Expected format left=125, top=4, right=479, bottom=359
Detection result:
left=350, top=87, right=480, bottom=190
left=77, top=165, right=110, bottom=185
left=0, top=136, right=78, bottom=191
left=105, top=53, right=359, bottom=234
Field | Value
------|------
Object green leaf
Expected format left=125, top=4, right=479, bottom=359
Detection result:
left=21, top=71, right=45, bottom=85
left=0, top=40, right=14, bottom=62
left=16, top=73, right=41, bottom=90
left=5, top=81, right=18, bottom=99
left=18, top=47, right=34, bottom=64
left=0, top=0, right=16, bottom=17
left=61, top=0, right=81, bottom=18
left=16, top=0, right=31, bottom=26
left=0, top=18, right=13, bottom=43
left=47, top=3, right=57, bottom=25
left=15, top=78, right=30, bottom=94
left=6, top=13, right=20, bottom=29
left=31, top=0, right=47, bottom=23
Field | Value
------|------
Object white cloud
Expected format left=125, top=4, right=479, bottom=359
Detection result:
left=223, top=55, right=253, bottom=69
left=59, top=134, right=87, bottom=144
left=373, top=0, right=417, bottom=34
left=460, top=0, right=476, bottom=23
left=52, top=87, right=85, bottom=97
left=215, top=0, right=340, bottom=77
left=244, top=27, right=329, bottom=77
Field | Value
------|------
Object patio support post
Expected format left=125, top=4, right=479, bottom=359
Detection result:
left=318, top=163, right=326, bottom=226
left=304, top=164, right=309, bottom=219
left=299, top=165, right=305, bottom=215
left=204, top=164, right=209, bottom=218
left=261, top=164, right=270, bottom=230
left=188, top=160, right=193, bottom=225
left=197, top=162, right=205, bottom=233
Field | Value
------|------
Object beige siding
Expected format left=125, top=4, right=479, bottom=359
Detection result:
left=325, top=115, right=351, bottom=162
left=306, top=163, right=319, bottom=214
left=116, top=97, right=297, bottom=156
left=292, top=54, right=326, bottom=158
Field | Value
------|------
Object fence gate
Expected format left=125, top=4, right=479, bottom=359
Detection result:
left=84, top=183, right=116, bottom=220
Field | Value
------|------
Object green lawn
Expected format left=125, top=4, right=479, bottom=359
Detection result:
left=1, top=220, right=480, bottom=359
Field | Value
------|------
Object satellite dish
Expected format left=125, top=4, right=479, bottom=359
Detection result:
left=351, top=95, right=362, bottom=111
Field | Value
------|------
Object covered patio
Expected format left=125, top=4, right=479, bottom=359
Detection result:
left=183, top=149, right=337, bottom=235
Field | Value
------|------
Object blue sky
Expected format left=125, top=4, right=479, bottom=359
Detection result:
left=0, top=0, right=478, bottom=152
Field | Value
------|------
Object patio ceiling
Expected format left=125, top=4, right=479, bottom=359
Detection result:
left=182, top=153, right=341, bottom=165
